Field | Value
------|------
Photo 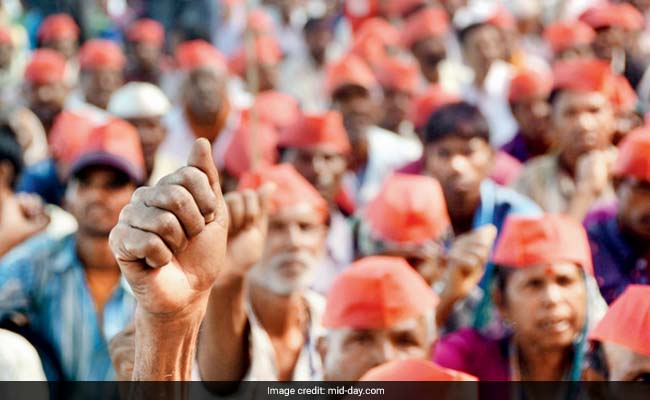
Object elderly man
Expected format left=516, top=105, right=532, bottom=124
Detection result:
left=587, top=128, right=650, bottom=304
left=0, top=119, right=144, bottom=380
left=107, top=82, right=175, bottom=183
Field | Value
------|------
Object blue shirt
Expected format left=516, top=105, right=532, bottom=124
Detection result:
left=0, top=234, right=135, bottom=381
left=16, top=158, right=66, bottom=206
left=473, top=180, right=542, bottom=233
left=587, top=215, right=650, bottom=304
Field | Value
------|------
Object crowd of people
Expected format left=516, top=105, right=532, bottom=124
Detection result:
left=0, top=0, right=649, bottom=386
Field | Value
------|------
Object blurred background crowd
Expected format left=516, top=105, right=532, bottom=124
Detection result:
left=0, top=0, right=650, bottom=386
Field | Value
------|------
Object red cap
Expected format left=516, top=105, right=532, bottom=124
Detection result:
left=325, top=54, right=378, bottom=96
left=247, top=8, right=274, bottom=34
left=279, top=111, right=351, bottom=155
left=613, top=126, right=650, bottom=182
left=402, top=7, right=450, bottom=48
left=175, top=39, right=227, bottom=72
left=384, top=0, right=428, bottom=18
left=491, top=214, right=593, bottom=275
left=78, top=39, right=125, bottom=71
left=375, top=56, right=421, bottom=94
left=589, top=285, right=650, bottom=356
left=37, top=13, right=79, bottom=42
left=409, top=85, right=460, bottom=129
left=508, top=67, right=553, bottom=103
left=49, top=110, right=99, bottom=167
left=126, top=18, right=164, bottom=47
left=487, top=6, right=516, bottom=31
left=360, top=359, right=478, bottom=381
left=344, top=0, right=380, bottom=32
left=553, top=58, right=613, bottom=94
left=238, top=163, right=328, bottom=223
left=24, top=49, right=67, bottom=85
left=543, top=21, right=596, bottom=55
left=229, top=36, right=282, bottom=76
left=245, top=91, right=301, bottom=132
left=0, top=26, right=11, bottom=45
left=580, top=3, right=644, bottom=31
left=69, top=118, right=145, bottom=183
left=323, top=256, right=438, bottom=329
left=224, top=121, right=278, bottom=178
left=366, top=174, right=450, bottom=244
left=610, top=75, right=637, bottom=113
left=355, top=17, right=400, bottom=48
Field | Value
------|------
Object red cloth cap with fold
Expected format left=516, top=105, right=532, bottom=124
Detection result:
left=224, top=121, right=278, bottom=178
left=589, top=285, right=650, bottom=356
left=0, top=26, right=11, bottom=45
left=69, top=118, right=145, bottom=184
left=543, top=21, right=596, bottom=55
left=613, top=126, right=650, bottom=182
left=78, top=39, right=125, bottom=71
left=247, top=8, right=274, bottom=34
left=323, top=256, right=438, bottom=329
left=355, top=18, right=400, bottom=48
left=238, top=163, right=328, bottom=223
left=175, top=39, right=227, bottom=72
left=409, top=85, right=460, bottom=129
left=375, top=56, right=421, bottom=94
left=37, top=13, right=79, bottom=42
left=402, top=7, right=450, bottom=48
left=325, top=54, right=378, bottom=96
left=384, top=0, right=428, bottom=18
left=610, top=75, right=637, bottom=112
left=24, top=49, right=67, bottom=85
left=279, top=111, right=351, bottom=155
left=244, top=91, right=301, bottom=132
left=360, top=359, right=478, bottom=381
left=126, top=18, right=165, bottom=47
left=508, top=67, right=553, bottom=103
left=229, top=36, right=282, bottom=76
left=579, top=3, right=644, bottom=31
left=491, top=214, right=593, bottom=275
left=49, top=110, right=99, bottom=167
left=366, top=173, right=450, bottom=244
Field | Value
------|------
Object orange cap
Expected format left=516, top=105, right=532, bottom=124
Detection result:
left=238, top=163, right=328, bottom=223
left=375, top=56, right=421, bottom=94
left=323, top=256, right=438, bottom=329
left=508, top=67, right=553, bottom=103
left=355, top=17, right=400, bottom=48
left=37, top=13, right=79, bottom=42
left=175, top=39, right=227, bottom=72
left=0, top=26, right=11, bottom=45
left=366, top=174, right=450, bottom=244
left=344, top=0, right=380, bottom=32
left=126, top=18, right=165, bottom=47
left=78, top=39, right=125, bottom=71
left=610, top=75, right=637, bottom=113
left=553, top=58, right=613, bottom=94
left=229, top=36, right=282, bottom=76
left=491, top=214, right=593, bottom=275
left=589, top=285, right=650, bottom=356
left=613, top=126, right=650, bottom=182
left=384, top=0, right=428, bottom=18
left=580, top=3, right=644, bottom=31
left=244, top=91, right=301, bottom=132
left=69, top=118, right=145, bottom=183
left=24, top=49, right=67, bottom=85
left=325, top=54, right=378, bottom=96
left=279, top=111, right=351, bottom=155
left=543, top=21, right=596, bottom=55
left=224, top=121, right=278, bottom=178
left=49, top=110, right=99, bottom=167
left=360, top=359, right=478, bottom=381
left=408, top=85, right=460, bottom=129
left=402, top=7, right=450, bottom=48
left=247, top=8, right=275, bottom=34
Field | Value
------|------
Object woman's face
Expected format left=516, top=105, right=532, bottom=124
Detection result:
left=497, top=262, right=587, bottom=352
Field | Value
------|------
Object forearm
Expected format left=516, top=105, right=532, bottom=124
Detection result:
left=568, top=189, right=598, bottom=222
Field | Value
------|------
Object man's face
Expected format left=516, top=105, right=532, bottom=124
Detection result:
left=127, top=116, right=167, bottom=178
left=66, top=166, right=136, bottom=237
left=602, top=341, right=650, bottom=381
left=616, top=178, right=650, bottom=241
left=553, top=90, right=615, bottom=170
left=42, top=38, right=77, bottom=60
left=185, top=68, right=226, bottom=117
left=511, top=96, right=552, bottom=147
left=380, top=86, right=412, bottom=133
left=0, top=43, right=12, bottom=69
left=463, top=25, right=507, bottom=81
left=25, top=81, right=68, bottom=131
left=282, top=148, right=347, bottom=206
left=81, top=68, right=124, bottom=110
left=425, top=136, right=493, bottom=217
left=379, top=243, right=444, bottom=286
left=251, top=204, right=327, bottom=295
left=412, top=37, right=447, bottom=83
left=320, top=316, right=432, bottom=381
left=305, top=25, right=332, bottom=64
left=128, top=41, right=161, bottom=70
left=497, top=262, right=587, bottom=352
left=592, top=28, right=627, bottom=61
left=332, top=86, right=378, bottom=142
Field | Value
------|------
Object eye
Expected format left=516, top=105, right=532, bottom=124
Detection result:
left=633, top=373, right=650, bottom=382
left=347, top=331, right=374, bottom=346
left=526, top=278, right=544, bottom=290
left=436, top=148, right=451, bottom=158
left=556, top=275, right=575, bottom=287
left=393, top=332, right=419, bottom=347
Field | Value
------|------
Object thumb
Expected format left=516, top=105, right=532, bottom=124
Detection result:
left=474, top=224, right=497, bottom=245
left=258, top=183, right=276, bottom=217
left=187, top=138, right=222, bottom=195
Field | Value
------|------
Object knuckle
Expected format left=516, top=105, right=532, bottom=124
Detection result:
left=164, top=187, right=190, bottom=211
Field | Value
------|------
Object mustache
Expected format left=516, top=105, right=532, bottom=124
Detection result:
left=268, top=251, right=318, bottom=270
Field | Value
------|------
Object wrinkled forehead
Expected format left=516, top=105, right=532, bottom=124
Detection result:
left=552, top=90, right=611, bottom=115
left=327, top=317, right=427, bottom=342
left=269, top=203, right=326, bottom=225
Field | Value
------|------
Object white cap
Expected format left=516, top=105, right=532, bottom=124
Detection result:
left=108, top=82, right=171, bottom=119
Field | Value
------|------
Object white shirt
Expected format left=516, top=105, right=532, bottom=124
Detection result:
left=311, top=210, right=354, bottom=294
